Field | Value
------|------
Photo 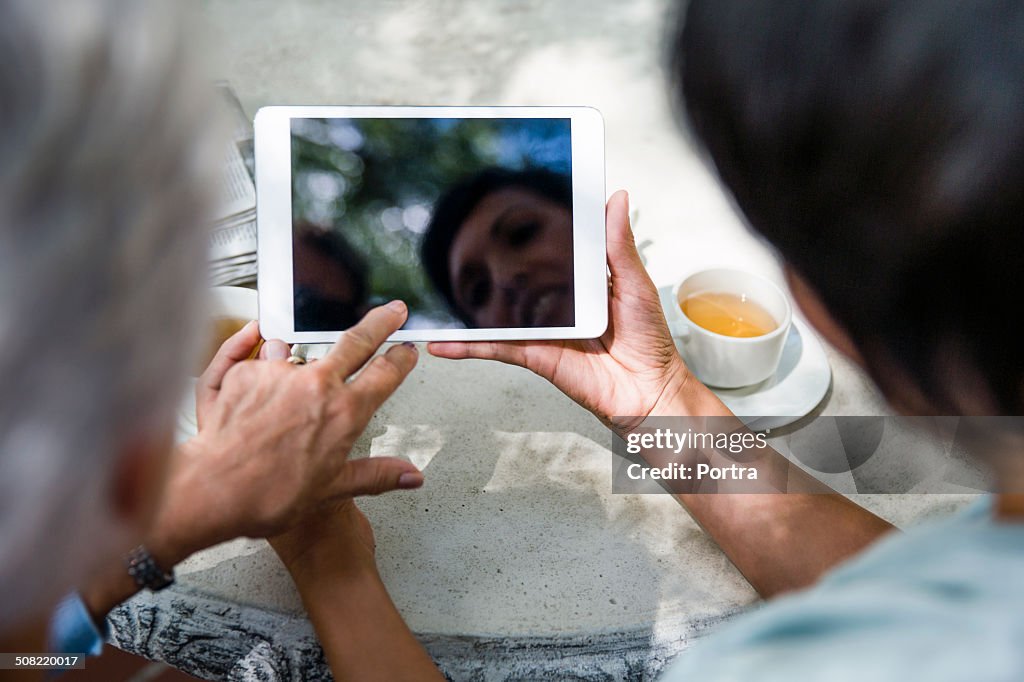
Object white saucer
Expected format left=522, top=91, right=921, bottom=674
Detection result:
left=659, top=286, right=831, bottom=430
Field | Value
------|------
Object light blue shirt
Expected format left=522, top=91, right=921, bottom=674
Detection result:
left=47, top=592, right=105, bottom=657
left=662, top=497, right=1024, bottom=681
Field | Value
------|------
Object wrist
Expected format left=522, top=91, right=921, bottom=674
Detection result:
left=79, top=540, right=184, bottom=625
left=279, top=539, right=379, bottom=589
left=144, top=512, right=205, bottom=569
left=271, top=501, right=380, bottom=584
left=649, top=360, right=731, bottom=421
left=147, top=438, right=231, bottom=566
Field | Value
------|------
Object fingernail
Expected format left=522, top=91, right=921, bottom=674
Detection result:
left=398, top=471, right=424, bottom=489
left=387, top=300, right=407, bottom=313
left=402, top=341, right=417, bottom=351
left=265, top=340, right=290, bottom=360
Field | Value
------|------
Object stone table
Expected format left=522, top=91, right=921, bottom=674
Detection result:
left=109, top=1, right=979, bottom=679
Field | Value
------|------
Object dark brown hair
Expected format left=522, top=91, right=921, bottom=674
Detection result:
left=673, top=0, right=1024, bottom=414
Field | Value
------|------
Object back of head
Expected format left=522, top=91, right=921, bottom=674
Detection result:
left=0, top=0, right=216, bottom=631
left=674, top=0, right=1024, bottom=415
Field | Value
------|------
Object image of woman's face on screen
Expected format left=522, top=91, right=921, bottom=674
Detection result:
left=445, top=186, right=575, bottom=328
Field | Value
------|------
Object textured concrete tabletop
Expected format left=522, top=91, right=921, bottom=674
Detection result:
left=109, top=2, right=978, bottom=679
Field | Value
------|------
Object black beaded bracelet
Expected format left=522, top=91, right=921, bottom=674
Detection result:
left=125, top=545, right=175, bottom=591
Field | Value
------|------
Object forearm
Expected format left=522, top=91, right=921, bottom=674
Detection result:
left=81, top=440, right=224, bottom=622
left=79, top=518, right=200, bottom=623
left=649, top=380, right=895, bottom=598
left=286, top=559, right=443, bottom=682
left=677, top=491, right=893, bottom=597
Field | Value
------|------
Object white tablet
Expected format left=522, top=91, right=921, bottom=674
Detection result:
left=255, top=106, right=607, bottom=342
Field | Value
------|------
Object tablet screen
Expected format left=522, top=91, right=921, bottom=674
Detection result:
left=290, top=117, right=574, bottom=331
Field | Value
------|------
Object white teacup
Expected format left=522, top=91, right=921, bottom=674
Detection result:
left=177, top=286, right=259, bottom=442
left=667, top=268, right=792, bottom=389
left=193, top=286, right=260, bottom=377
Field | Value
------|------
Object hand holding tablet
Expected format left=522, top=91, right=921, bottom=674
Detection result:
left=427, top=191, right=723, bottom=434
left=256, top=106, right=607, bottom=342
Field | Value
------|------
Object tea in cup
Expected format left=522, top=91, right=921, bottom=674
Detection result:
left=680, top=291, right=779, bottom=339
left=667, top=269, right=792, bottom=388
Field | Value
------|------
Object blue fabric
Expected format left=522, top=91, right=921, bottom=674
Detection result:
left=661, top=497, right=1024, bottom=681
left=46, top=592, right=105, bottom=657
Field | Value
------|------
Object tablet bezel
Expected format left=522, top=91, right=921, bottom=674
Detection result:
left=256, top=105, right=606, bottom=342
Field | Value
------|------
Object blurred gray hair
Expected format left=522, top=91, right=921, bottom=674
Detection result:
left=0, top=0, right=217, bottom=631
